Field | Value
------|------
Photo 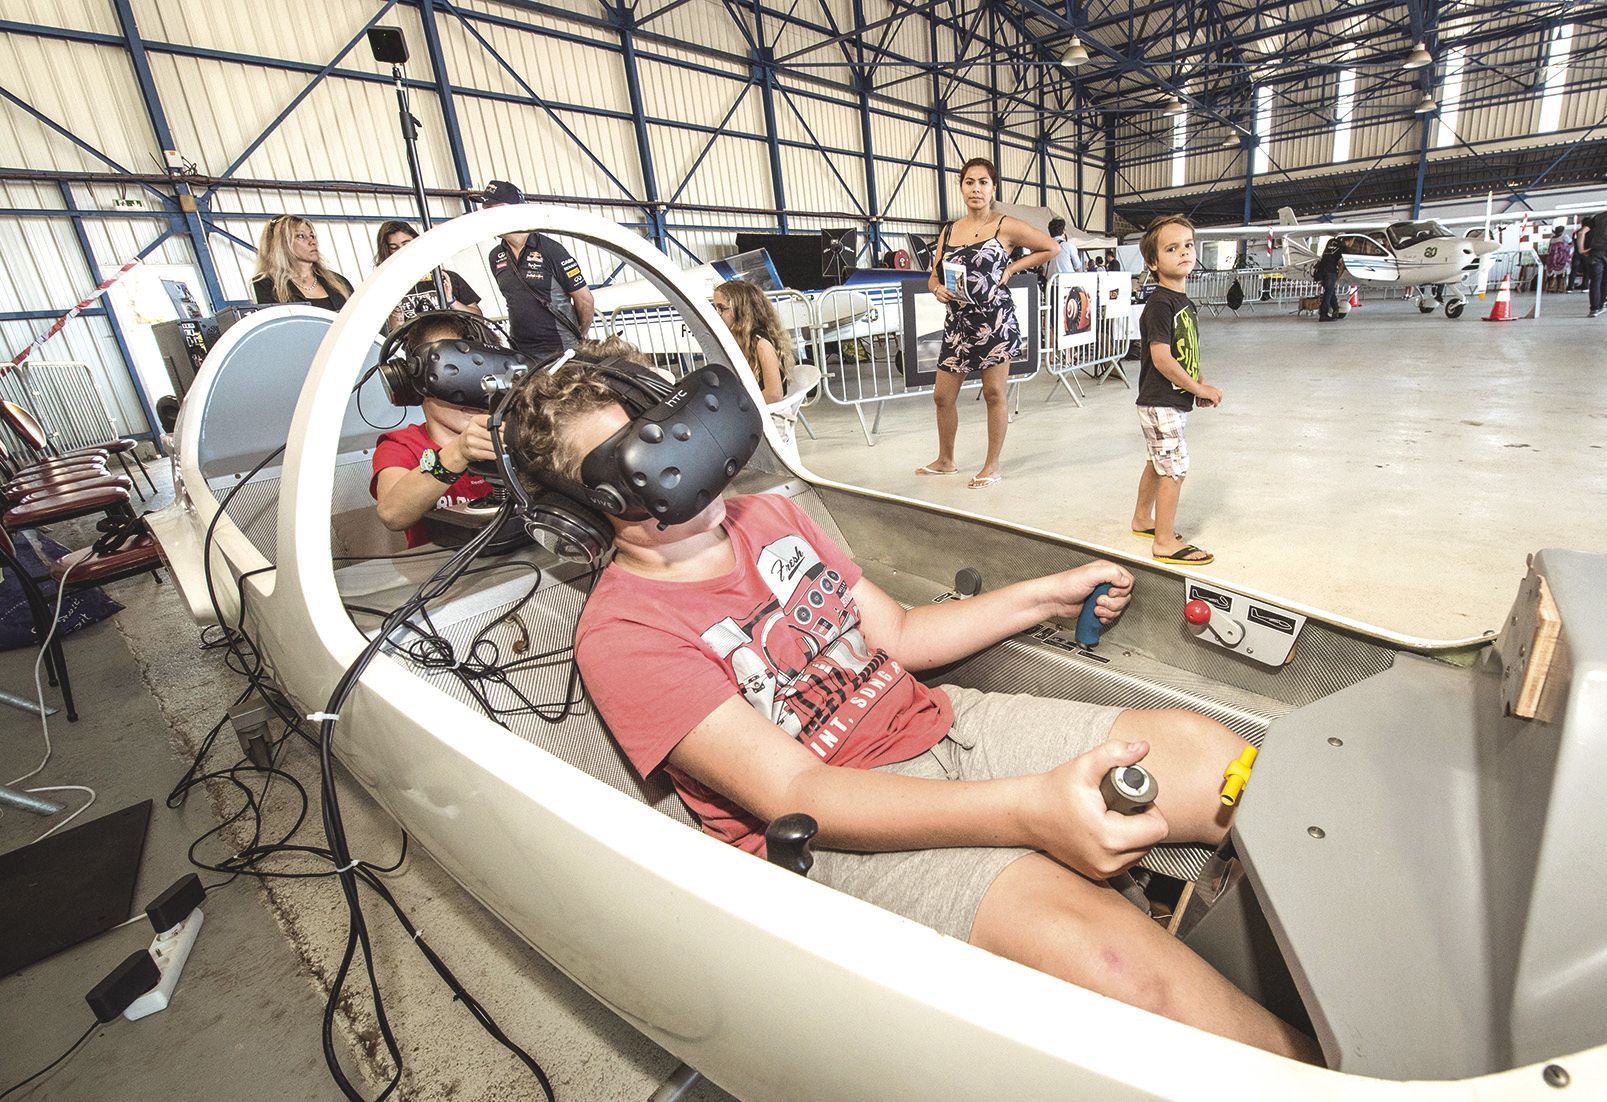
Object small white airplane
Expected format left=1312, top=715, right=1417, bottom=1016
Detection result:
left=1194, top=202, right=1597, bottom=318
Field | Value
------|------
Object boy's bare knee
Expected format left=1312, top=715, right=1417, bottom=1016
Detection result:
left=981, top=385, right=1008, bottom=407
left=1080, top=943, right=1179, bottom=1017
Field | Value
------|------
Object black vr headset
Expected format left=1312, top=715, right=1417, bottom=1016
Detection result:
left=376, top=311, right=532, bottom=408
left=493, top=359, right=763, bottom=565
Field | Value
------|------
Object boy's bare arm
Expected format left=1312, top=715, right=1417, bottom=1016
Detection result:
left=848, top=566, right=1131, bottom=673
left=668, top=696, right=1166, bottom=879
left=1148, top=341, right=1222, bottom=406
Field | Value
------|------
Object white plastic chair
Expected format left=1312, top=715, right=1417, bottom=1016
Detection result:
left=763, top=361, right=821, bottom=458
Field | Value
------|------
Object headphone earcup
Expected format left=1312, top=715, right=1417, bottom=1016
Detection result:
left=521, top=492, right=613, bottom=565
left=377, top=357, right=422, bottom=406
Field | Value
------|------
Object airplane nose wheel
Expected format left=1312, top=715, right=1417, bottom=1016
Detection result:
left=1418, top=299, right=1436, bottom=314
left=1445, top=300, right=1465, bottom=319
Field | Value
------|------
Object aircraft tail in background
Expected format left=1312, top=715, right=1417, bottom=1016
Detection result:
left=1278, top=207, right=1300, bottom=227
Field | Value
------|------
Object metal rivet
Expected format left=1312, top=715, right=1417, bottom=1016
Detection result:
left=1542, top=1065, right=1570, bottom=1088
left=1327, top=737, right=1343, bottom=747
left=1307, top=826, right=1325, bottom=839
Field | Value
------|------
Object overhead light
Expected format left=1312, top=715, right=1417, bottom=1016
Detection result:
left=1163, top=97, right=1187, bottom=116
left=1413, top=91, right=1438, bottom=114
left=1220, top=133, right=1242, bottom=149
left=1403, top=41, right=1432, bottom=69
left=1061, top=35, right=1090, bottom=67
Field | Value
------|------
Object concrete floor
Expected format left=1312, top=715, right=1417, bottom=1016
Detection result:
left=2, top=295, right=1601, bottom=1100
left=795, top=297, right=1607, bottom=640
left=1, top=490, right=731, bottom=1102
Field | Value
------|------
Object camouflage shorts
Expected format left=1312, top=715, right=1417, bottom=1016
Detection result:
left=1137, top=405, right=1190, bottom=479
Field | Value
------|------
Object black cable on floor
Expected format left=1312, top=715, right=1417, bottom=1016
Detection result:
left=0, top=1021, right=97, bottom=1100
left=188, top=432, right=556, bottom=1099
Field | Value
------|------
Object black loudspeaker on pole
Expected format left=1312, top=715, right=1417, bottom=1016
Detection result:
left=367, top=26, right=447, bottom=306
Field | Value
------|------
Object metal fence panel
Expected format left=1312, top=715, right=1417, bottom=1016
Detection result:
left=0, top=359, right=121, bottom=456
left=813, top=284, right=1039, bottom=445
left=1040, top=272, right=1138, bottom=402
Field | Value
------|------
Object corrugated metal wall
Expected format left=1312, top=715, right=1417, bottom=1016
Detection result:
left=0, top=0, right=1110, bottom=436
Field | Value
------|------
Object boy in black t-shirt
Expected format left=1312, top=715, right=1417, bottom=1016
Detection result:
left=1129, top=215, right=1221, bottom=567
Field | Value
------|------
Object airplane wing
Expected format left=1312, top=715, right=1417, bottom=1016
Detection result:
left=1191, top=219, right=1389, bottom=239
left=1190, top=203, right=1600, bottom=241
left=1435, top=204, right=1601, bottom=227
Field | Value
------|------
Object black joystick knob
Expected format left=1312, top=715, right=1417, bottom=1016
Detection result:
left=764, top=813, right=819, bottom=877
left=954, top=567, right=983, bottom=597
left=1101, top=764, right=1158, bottom=815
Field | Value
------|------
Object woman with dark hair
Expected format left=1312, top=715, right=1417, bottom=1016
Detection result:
left=251, top=215, right=353, bottom=310
left=375, top=220, right=485, bottom=328
left=917, top=158, right=1057, bottom=488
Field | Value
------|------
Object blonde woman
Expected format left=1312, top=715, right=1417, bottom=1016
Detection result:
left=712, top=279, right=793, bottom=404
left=251, top=215, right=353, bottom=311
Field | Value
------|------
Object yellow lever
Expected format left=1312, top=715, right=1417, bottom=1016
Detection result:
left=1219, top=745, right=1259, bottom=807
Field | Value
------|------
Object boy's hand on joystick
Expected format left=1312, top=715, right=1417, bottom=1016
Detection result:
left=1025, top=741, right=1167, bottom=880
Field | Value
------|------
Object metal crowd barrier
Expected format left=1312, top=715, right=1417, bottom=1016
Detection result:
left=811, top=284, right=1036, bottom=446
left=1041, top=272, right=1136, bottom=404
left=1185, top=267, right=1380, bottom=315
left=0, top=359, right=125, bottom=457
left=592, top=288, right=820, bottom=438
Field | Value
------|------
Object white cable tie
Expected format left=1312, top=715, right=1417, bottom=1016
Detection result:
left=307, top=711, right=340, bottom=723
left=336, top=859, right=362, bottom=873
left=543, top=349, right=576, bottom=375
left=412, top=928, right=425, bottom=942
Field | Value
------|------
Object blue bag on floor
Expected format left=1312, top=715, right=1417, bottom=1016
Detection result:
left=0, top=532, right=123, bottom=651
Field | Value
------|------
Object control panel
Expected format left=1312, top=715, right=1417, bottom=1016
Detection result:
left=1182, top=582, right=1306, bottom=667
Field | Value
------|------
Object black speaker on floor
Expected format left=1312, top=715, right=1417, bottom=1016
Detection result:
left=821, top=230, right=858, bottom=284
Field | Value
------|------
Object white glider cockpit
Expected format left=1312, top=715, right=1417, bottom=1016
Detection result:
left=148, top=206, right=1607, bottom=1101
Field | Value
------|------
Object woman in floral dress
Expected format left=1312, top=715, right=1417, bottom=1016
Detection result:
left=917, top=158, right=1057, bottom=488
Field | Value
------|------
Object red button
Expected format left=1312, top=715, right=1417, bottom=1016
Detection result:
left=1184, top=599, right=1212, bottom=626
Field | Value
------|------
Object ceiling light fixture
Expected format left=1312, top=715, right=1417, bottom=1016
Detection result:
left=1061, top=35, right=1090, bottom=66
left=1413, top=91, right=1438, bottom=114
left=1163, top=96, right=1187, bottom=116
left=1403, top=41, right=1433, bottom=69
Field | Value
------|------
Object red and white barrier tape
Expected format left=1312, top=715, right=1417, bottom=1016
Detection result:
left=6, top=257, right=144, bottom=372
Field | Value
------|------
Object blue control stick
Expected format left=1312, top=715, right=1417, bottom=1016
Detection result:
left=1075, top=582, right=1113, bottom=648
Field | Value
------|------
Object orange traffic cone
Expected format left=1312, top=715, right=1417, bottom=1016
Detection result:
left=1484, top=275, right=1515, bottom=322
left=1347, top=286, right=1361, bottom=309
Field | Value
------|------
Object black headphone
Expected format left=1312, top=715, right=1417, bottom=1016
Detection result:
left=491, top=361, right=761, bottom=565
left=376, top=310, right=522, bottom=407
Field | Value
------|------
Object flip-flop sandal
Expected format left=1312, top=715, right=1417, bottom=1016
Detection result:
left=1153, top=543, right=1214, bottom=565
left=967, top=474, right=1002, bottom=489
left=915, top=464, right=959, bottom=475
left=1131, top=528, right=1184, bottom=540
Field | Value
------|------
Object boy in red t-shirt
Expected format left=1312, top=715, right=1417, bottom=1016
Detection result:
left=501, top=367, right=1317, bottom=1063
left=369, top=315, right=499, bottom=547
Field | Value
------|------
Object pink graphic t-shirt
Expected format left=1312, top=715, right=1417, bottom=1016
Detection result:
left=576, top=493, right=953, bottom=854
left=369, top=422, right=493, bottom=548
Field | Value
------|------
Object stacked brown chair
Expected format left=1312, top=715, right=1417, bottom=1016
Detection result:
left=0, top=398, right=157, bottom=500
left=0, top=517, right=163, bottom=722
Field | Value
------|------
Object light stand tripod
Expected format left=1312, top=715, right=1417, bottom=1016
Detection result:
left=368, top=26, right=447, bottom=306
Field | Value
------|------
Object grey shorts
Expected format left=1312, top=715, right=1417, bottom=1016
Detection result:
left=808, top=686, right=1123, bottom=942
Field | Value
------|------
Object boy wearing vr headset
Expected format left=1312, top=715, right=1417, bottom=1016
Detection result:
left=370, top=313, right=500, bottom=547
left=500, top=363, right=1317, bottom=1063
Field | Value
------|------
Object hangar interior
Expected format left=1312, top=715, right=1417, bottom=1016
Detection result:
left=3, top=0, right=1606, bottom=1099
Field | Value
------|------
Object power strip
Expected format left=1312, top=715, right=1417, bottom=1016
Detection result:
left=123, top=910, right=204, bottom=1021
